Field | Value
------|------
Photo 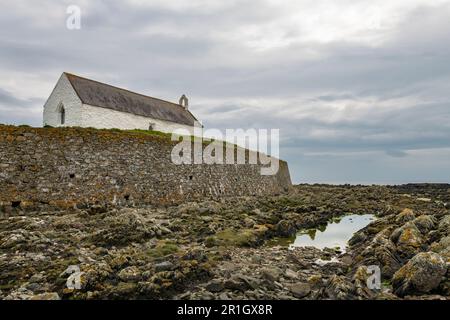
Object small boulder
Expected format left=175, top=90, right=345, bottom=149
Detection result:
left=392, top=252, right=447, bottom=297
left=260, top=267, right=281, bottom=282
left=284, top=269, right=298, bottom=279
left=154, top=261, right=174, bottom=272
left=438, top=215, right=450, bottom=235
left=348, top=231, right=367, bottom=246
left=430, top=236, right=450, bottom=260
left=323, top=275, right=354, bottom=300
left=391, top=222, right=423, bottom=258
left=275, top=220, right=297, bottom=237
left=412, top=215, right=436, bottom=234
left=118, top=266, right=141, bottom=282
left=290, top=282, right=311, bottom=299
left=395, top=208, right=415, bottom=224
left=307, top=275, right=323, bottom=289
left=364, top=229, right=402, bottom=278
left=205, top=280, right=224, bottom=293
left=224, top=277, right=250, bottom=292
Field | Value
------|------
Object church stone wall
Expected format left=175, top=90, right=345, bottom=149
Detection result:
left=0, top=125, right=292, bottom=212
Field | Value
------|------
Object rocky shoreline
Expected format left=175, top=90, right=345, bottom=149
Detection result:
left=0, top=184, right=448, bottom=300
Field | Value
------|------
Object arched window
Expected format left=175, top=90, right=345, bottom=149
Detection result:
left=58, top=103, right=65, bottom=125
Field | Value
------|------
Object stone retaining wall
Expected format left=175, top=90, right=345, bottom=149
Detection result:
left=0, top=125, right=292, bottom=212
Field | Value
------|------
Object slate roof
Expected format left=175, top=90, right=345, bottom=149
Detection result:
left=64, top=72, right=198, bottom=126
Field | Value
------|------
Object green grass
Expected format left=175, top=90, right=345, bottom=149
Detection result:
left=128, top=128, right=209, bottom=145
left=212, top=227, right=268, bottom=247
left=127, top=128, right=242, bottom=149
left=24, top=125, right=243, bottom=151
left=128, top=129, right=174, bottom=140
left=148, top=240, right=179, bottom=258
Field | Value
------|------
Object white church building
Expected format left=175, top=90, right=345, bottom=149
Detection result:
left=43, top=72, right=200, bottom=134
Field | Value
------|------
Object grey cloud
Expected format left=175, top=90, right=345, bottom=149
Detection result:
left=385, top=150, right=408, bottom=158
left=0, top=87, right=44, bottom=126
left=202, top=99, right=450, bottom=156
left=314, top=94, right=355, bottom=102
left=0, top=88, right=27, bottom=106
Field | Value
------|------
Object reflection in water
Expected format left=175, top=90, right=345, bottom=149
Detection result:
left=290, top=214, right=375, bottom=251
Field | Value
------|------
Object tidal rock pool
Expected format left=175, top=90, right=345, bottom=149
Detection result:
left=290, top=214, right=375, bottom=251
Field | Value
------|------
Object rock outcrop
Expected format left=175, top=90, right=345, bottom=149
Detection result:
left=392, top=252, right=447, bottom=297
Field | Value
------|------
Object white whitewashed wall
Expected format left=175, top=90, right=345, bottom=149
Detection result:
left=43, top=74, right=83, bottom=127
left=81, top=103, right=197, bottom=134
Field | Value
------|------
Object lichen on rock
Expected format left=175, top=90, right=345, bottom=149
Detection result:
left=392, top=252, right=447, bottom=297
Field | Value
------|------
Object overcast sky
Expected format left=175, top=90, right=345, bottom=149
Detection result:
left=1, top=0, right=450, bottom=184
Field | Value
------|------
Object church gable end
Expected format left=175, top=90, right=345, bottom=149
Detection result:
left=43, top=73, right=83, bottom=127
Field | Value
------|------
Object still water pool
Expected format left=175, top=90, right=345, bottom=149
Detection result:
left=289, top=214, right=375, bottom=251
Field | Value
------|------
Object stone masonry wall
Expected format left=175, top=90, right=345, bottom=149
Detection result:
left=0, top=125, right=292, bottom=212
